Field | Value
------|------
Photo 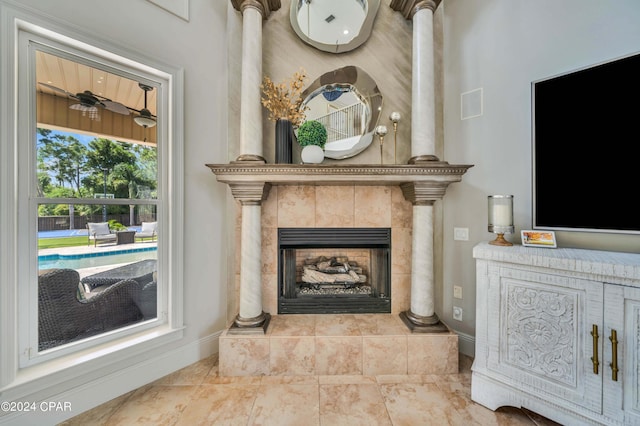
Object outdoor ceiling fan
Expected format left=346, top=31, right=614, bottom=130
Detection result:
left=133, top=83, right=156, bottom=128
left=38, top=82, right=131, bottom=121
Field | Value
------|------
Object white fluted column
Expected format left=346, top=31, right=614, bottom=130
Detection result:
left=231, top=0, right=281, bottom=161
left=238, top=203, right=263, bottom=320
left=228, top=0, right=280, bottom=332
left=238, top=5, right=264, bottom=161
left=391, top=0, right=441, bottom=163
left=227, top=181, right=271, bottom=332
left=394, top=0, right=444, bottom=330
left=411, top=5, right=437, bottom=160
left=410, top=205, right=435, bottom=319
left=400, top=181, right=447, bottom=329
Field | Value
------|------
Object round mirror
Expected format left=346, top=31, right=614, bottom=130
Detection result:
left=300, top=66, right=382, bottom=160
left=290, top=0, right=381, bottom=54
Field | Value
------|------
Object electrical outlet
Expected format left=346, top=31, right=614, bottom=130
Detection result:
left=453, top=285, right=463, bottom=299
left=454, top=227, right=469, bottom=241
left=453, top=306, right=463, bottom=321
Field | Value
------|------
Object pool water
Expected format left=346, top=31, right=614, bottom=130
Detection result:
left=39, top=248, right=157, bottom=270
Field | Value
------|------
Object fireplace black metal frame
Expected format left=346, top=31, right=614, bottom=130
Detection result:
left=278, top=228, right=391, bottom=314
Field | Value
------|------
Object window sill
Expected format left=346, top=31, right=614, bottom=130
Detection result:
left=1, top=325, right=184, bottom=397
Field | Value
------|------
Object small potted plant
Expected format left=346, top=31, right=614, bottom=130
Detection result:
left=297, top=120, right=327, bottom=163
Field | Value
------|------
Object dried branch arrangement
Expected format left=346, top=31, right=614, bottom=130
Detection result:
left=260, top=68, right=308, bottom=127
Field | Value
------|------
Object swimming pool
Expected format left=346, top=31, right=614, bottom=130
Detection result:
left=39, top=247, right=157, bottom=270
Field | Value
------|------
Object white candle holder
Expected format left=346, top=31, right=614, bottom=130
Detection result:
left=488, top=195, right=514, bottom=246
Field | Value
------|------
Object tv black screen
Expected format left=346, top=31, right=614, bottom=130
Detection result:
left=533, top=52, right=640, bottom=234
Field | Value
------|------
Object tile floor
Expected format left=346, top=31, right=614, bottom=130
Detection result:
left=59, top=352, right=561, bottom=425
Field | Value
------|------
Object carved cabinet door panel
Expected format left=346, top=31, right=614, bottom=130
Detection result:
left=603, top=284, right=640, bottom=424
left=486, top=265, right=604, bottom=414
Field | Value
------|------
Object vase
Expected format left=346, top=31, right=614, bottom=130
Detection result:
left=300, top=145, right=324, bottom=164
left=275, top=119, right=293, bottom=164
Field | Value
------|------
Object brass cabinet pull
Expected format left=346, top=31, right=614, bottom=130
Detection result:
left=590, top=324, right=599, bottom=374
left=609, top=329, right=619, bottom=382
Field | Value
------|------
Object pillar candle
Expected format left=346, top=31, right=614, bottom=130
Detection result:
left=493, top=204, right=512, bottom=227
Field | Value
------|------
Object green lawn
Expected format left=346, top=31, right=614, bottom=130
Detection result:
left=38, top=236, right=87, bottom=249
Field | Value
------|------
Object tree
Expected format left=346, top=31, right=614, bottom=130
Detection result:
left=84, top=138, right=137, bottom=218
left=85, top=138, right=136, bottom=174
left=37, top=128, right=88, bottom=196
left=35, top=131, right=158, bottom=225
left=112, top=163, right=155, bottom=225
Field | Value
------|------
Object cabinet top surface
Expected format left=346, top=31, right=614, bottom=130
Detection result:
left=473, top=242, right=640, bottom=284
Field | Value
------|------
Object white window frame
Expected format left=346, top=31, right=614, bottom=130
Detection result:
left=0, top=3, right=184, bottom=389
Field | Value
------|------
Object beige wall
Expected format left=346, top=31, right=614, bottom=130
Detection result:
left=229, top=0, right=445, bottom=165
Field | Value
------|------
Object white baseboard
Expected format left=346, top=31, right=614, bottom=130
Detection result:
left=457, top=331, right=475, bottom=357
left=0, top=332, right=221, bottom=426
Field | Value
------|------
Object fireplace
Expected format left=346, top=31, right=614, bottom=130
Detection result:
left=278, top=228, right=391, bottom=314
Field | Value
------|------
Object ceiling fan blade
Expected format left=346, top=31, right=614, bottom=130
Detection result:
left=38, top=82, right=78, bottom=99
left=69, top=103, right=94, bottom=111
left=69, top=103, right=100, bottom=121
left=101, top=100, right=130, bottom=115
left=39, top=83, right=130, bottom=116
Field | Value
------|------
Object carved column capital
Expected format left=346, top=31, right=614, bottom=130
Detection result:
left=228, top=182, right=271, bottom=205
left=231, top=0, right=281, bottom=19
left=400, top=182, right=448, bottom=205
left=390, top=0, right=442, bottom=20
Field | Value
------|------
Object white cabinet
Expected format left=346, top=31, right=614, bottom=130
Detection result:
left=472, top=243, right=640, bottom=426
left=603, top=284, right=640, bottom=424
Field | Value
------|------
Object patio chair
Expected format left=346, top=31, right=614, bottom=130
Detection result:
left=135, top=221, right=157, bottom=242
left=38, top=268, right=143, bottom=351
left=87, top=222, right=117, bottom=247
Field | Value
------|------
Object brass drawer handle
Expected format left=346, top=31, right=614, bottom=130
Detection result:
left=590, top=324, right=599, bottom=374
left=609, top=329, right=619, bottom=382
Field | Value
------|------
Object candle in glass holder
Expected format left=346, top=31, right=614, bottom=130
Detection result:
left=488, top=195, right=514, bottom=229
left=488, top=195, right=514, bottom=246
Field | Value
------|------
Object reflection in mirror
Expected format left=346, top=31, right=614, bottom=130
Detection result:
left=300, top=66, right=382, bottom=159
left=290, top=0, right=381, bottom=53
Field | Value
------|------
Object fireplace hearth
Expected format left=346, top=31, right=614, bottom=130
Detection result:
left=278, top=228, right=391, bottom=314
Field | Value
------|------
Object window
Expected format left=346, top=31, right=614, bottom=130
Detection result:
left=0, top=5, right=184, bottom=383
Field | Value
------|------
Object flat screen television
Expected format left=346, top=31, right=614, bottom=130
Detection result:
left=532, top=52, right=640, bottom=234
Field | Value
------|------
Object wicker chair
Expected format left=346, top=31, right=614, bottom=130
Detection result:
left=38, top=269, right=144, bottom=351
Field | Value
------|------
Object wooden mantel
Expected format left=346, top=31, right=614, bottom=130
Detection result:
left=206, top=162, right=473, bottom=204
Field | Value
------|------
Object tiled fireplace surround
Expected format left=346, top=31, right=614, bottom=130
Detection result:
left=217, top=183, right=459, bottom=377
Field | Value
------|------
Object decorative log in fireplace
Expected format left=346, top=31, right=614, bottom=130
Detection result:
left=278, top=228, right=391, bottom=314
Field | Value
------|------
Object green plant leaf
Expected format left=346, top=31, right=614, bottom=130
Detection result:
left=297, top=121, right=328, bottom=148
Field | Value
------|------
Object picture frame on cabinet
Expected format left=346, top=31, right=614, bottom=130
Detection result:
left=521, top=230, right=557, bottom=248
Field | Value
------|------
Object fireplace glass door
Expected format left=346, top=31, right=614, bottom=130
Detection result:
left=278, top=228, right=391, bottom=314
